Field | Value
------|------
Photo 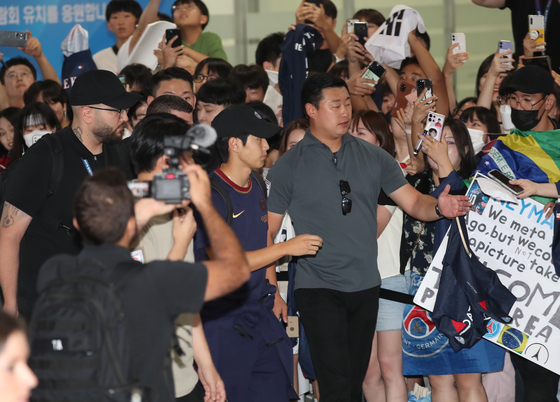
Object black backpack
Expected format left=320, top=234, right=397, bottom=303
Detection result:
left=210, top=170, right=267, bottom=225
left=29, top=256, right=143, bottom=402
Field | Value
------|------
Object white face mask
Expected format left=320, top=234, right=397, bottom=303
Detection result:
left=23, top=130, right=50, bottom=148
left=468, top=128, right=486, bottom=154
left=266, top=70, right=278, bottom=87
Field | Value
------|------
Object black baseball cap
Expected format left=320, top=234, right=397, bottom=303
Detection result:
left=211, top=104, right=281, bottom=139
left=502, top=65, right=555, bottom=95
left=69, top=70, right=141, bottom=109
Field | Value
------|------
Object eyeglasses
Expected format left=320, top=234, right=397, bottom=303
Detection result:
left=502, top=95, right=545, bottom=111
left=339, top=180, right=352, bottom=215
left=88, top=106, right=128, bottom=115
left=5, top=71, right=32, bottom=81
left=173, top=3, right=196, bottom=12
left=194, top=74, right=218, bottom=83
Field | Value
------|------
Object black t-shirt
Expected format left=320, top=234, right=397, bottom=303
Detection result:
left=504, top=0, right=560, bottom=72
left=37, top=245, right=208, bottom=402
left=5, top=126, right=134, bottom=318
left=308, top=48, right=333, bottom=73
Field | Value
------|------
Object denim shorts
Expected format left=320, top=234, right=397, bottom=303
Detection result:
left=376, top=271, right=409, bottom=332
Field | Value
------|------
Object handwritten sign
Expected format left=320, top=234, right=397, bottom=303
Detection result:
left=415, top=178, right=560, bottom=374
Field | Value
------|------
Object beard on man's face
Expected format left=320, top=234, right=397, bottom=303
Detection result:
left=92, top=122, right=125, bottom=145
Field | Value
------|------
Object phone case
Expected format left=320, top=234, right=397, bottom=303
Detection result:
left=391, top=82, right=414, bottom=118
left=451, top=33, right=466, bottom=55
left=528, top=15, right=545, bottom=51
left=417, top=79, right=433, bottom=103
left=346, top=19, right=359, bottom=34
left=488, top=170, right=523, bottom=195
left=498, top=40, right=513, bottom=66
left=354, top=22, right=368, bottom=46
left=166, top=29, right=182, bottom=47
left=361, top=69, right=379, bottom=87
left=423, top=112, right=445, bottom=142
left=0, top=30, right=28, bottom=47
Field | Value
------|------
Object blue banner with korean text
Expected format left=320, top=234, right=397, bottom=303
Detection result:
left=0, top=0, right=175, bottom=79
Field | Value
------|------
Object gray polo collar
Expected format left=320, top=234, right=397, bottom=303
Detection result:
left=300, top=129, right=356, bottom=149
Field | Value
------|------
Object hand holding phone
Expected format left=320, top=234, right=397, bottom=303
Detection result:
left=165, top=29, right=182, bottom=48
left=414, top=112, right=445, bottom=155
left=451, top=33, right=466, bottom=55
left=528, top=15, right=545, bottom=51
left=0, top=30, right=28, bottom=47
left=488, top=169, right=524, bottom=195
left=416, top=79, right=433, bottom=104
left=498, top=40, right=514, bottom=67
left=360, top=61, right=385, bottom=87
left=354, top=22, right=368, bottom=46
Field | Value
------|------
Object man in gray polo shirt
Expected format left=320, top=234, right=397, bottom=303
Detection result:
left=267, top=73, right=471, bottom=402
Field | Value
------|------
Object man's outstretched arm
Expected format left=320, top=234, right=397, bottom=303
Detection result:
left=389, top=183, right=471, bottom=222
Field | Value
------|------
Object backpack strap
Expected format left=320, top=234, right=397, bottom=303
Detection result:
left=251, top=170, right=267, bottom=199
left=41, top=133, right=64, bottom=197
left=34, top=134, right=76, bottom=237
left=210, top=177, right=233, bottom=226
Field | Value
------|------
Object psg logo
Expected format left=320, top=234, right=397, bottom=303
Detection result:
left=403, top=306, right=437, bottom=339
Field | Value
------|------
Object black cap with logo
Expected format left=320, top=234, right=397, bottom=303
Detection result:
left=211, top=105, right=281, bottom=139
left=69, top=70, right=141, bottom=109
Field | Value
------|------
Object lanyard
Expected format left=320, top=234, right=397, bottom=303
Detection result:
left=81, top=158, right=93, bottom=176
left=535, top=0, right=553, bottom=34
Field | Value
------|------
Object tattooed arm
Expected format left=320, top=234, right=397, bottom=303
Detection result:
left=0, top=202, right=32, bottom=315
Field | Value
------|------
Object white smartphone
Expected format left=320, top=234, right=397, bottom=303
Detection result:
left=346, top=19, right=359, bottom=34
left=451, top=33, right=466, bottom=55
left=498, top=40, right=513, bottom=67
left=528, top=15, right=545, bottom=51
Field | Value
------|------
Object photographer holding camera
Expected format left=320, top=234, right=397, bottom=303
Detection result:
left=129, top=113, right=225, bottom=402
left=30, top=158, right=249, bottom=401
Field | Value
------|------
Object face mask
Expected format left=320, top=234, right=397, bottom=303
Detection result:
left=511, top=108, right=541, bottom=132
left=23, top=130, right=50, bottom=148
left=468, top=128, right=486, bottom=154
left=266, top=70, right=278, bottom=87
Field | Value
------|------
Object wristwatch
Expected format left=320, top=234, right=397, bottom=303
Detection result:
left=435, top=204, right=445, bottom=219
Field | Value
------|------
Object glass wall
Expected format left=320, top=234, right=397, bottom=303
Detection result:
left=204, top=0, right=514, bottom=101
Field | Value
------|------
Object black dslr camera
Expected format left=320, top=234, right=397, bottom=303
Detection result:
left=151, top=136, right=191, bottom=203
left=128, top=125, right=217, bottom=203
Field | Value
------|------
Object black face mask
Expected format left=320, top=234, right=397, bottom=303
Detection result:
left=511, top=108, right=541, bottom=131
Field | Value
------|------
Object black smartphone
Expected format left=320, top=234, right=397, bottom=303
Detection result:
left=354, top=22, right=368, bottom=46
left=165, top=29, right=182, bottom=48
left=488, top=169, right=523, bottom=195
left=361, top=61, right=386, bottom=87
left=416, top=79, right=433, bottom=102
left=0, top=30, right=28, bottom=47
